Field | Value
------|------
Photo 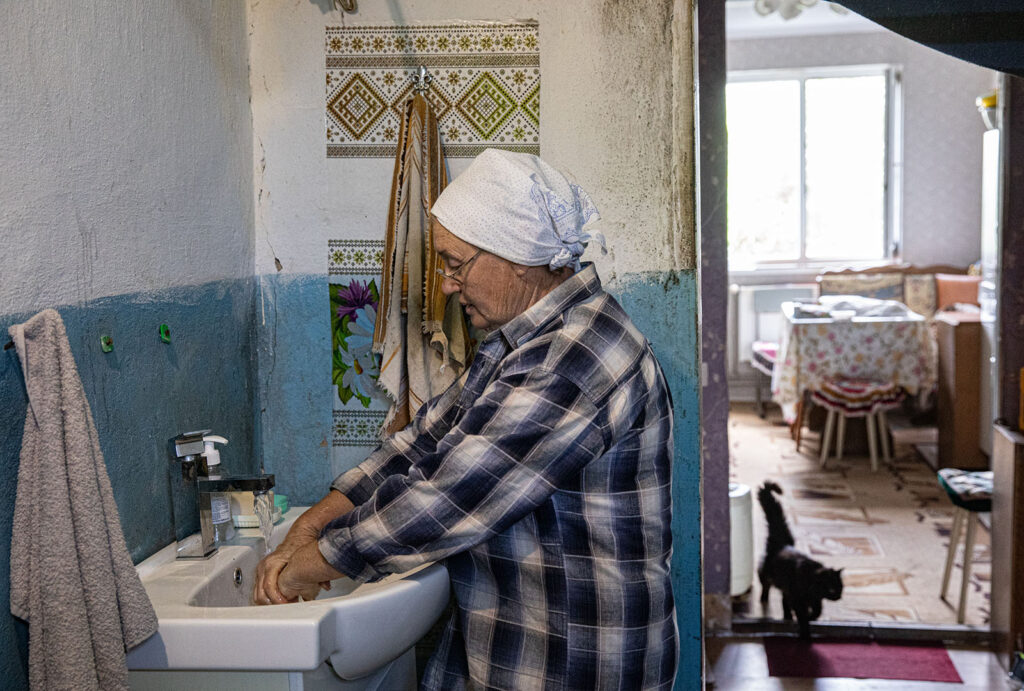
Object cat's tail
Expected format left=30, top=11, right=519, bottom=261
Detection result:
left=758, top=481, right=795, bottom=556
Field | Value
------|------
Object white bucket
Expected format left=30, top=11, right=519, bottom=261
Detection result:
left=729, top=482, right=754, bottom=597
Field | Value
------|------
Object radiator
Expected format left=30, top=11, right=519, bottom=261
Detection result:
left=728, top=283, right=818, bottom=380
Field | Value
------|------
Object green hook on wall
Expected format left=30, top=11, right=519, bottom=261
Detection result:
left=159, top=323, right=172, bottom=344
left=100, top=335, right=114, bottom=353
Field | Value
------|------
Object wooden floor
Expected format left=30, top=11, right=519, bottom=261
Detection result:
left=707, top=638, right=1007, bottom=690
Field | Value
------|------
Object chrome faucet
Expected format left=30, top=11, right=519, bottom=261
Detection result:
left=171, top=430, right=275, bottom=559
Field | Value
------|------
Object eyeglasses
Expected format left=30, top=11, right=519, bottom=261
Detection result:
left=436, top=249, right=482, bottom=285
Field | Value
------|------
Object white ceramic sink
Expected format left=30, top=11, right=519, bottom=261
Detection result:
left=126, top=507, right=449, bottom=681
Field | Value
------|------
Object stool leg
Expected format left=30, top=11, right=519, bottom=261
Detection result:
left=836, top=414, right=847, bottom=461
left=941, top=508, right=965, bottom=600
left=878, top=409, right=892, bottom=462
left=794, top=397, right=806, bottom=453
left=755, top=371, right=765, bottom=418
left=866, top=412, right=879, bottom=472
left=958, top=512, right=978, bottom=624
left=820, top=409, right=836, bottom=467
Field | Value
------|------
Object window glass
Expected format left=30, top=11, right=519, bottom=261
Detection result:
left=727, top=69, right=892, bottom=270
left=805, top=75, right=887, bottom=260
left=726, top=80, right=802, bottom=267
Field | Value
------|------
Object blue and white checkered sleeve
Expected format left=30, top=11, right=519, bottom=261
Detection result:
left=318, top=366, right=608, bottom=582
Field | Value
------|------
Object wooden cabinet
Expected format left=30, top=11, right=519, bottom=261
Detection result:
left=935, top=312, right=987, bottom=469
left=991, top=425, right=1024, bottom=667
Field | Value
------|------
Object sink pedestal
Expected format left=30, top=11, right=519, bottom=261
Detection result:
left=128, top=648, right=416, bottom=690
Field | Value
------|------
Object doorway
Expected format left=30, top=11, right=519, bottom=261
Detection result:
left=700, top=0, right=1000, bottom=640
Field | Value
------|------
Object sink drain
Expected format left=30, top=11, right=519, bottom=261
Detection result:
left=233, top=568, right=244, bottom=587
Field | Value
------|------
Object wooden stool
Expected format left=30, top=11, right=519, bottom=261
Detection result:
left=812, top=378, right=905, bottom=471
left=938, top=468, right=993, bottom=624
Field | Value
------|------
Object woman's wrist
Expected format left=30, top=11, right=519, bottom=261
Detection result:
left=279, top=490, right=354, bottom=552
left=280, top=542, right=345, bottom=595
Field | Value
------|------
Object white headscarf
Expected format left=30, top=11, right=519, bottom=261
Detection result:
left=430, top=148, right=605, bottom=271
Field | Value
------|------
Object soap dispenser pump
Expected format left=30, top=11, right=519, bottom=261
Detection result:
left=201, top=434, right=235, bottom=544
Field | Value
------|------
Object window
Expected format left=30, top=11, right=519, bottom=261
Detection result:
left=726, top=66, right=900, bottom=271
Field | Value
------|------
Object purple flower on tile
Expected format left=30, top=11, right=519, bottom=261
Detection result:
left=336, top=280, right=377, bottom=321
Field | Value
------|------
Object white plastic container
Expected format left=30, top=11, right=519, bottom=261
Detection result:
left=230, top=491, right=281, bottom=527
left=202, top=435, right=234, bottom=544
left=729, top=482, right=754, bottom=597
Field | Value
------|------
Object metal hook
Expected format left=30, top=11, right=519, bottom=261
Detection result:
left=412, top=65, right=432, bottom=93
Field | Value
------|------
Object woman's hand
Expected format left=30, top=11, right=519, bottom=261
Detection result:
left=252, top=490, right=355, bottom=605
left=252, top=539, right=304, bottom=605
left=253, top=539, right=333, bottom=605
left=277, top=561, right=327, bottom=602
left=256, top=542, right=344, bottom=604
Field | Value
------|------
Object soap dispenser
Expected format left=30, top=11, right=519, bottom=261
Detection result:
left=201, top=434, right=235, bottom=544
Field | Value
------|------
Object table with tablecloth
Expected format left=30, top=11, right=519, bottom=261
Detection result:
left=771, top=302, right=938, bottom=423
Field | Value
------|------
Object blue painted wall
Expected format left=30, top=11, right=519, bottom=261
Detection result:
left=0, top=267, right=700, bottom=687
left=255, top=273, right=336, bottom=505
left=613, top=270, right=702, bottom=684
left=0, top=279, right=257, bottom=687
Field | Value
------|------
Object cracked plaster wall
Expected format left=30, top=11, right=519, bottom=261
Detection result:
left=249, top=0, right=695, bottom=278
left=0, top=3, right=255, bottom=687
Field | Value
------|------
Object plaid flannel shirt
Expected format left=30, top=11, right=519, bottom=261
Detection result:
left=321, top=265, right=678, bottom=690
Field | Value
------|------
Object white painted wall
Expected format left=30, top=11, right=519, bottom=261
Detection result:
left=0, top=2, right=254, bottom=316
left=248, top=0, right=695, bottom=280
left=728, top=31, right=998, bottom=269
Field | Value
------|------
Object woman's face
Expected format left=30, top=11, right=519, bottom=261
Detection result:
left=432, top=221, right=535, bottom=330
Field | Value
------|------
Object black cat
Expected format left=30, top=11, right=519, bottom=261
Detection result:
left=757, top=481, right=843, bottom=639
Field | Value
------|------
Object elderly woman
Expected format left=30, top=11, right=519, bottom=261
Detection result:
left=254, top=149, right=678, bottom=690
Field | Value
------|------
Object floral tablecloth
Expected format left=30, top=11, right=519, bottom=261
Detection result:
left=771, top=305, right=937, bottom=423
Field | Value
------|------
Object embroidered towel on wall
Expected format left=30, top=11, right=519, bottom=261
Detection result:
left=374, top=92, right=470, bottom=434
left=8, top=309, right=158, bottom=691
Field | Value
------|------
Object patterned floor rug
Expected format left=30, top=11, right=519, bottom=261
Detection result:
left=730, top=402, right=990, bottom=628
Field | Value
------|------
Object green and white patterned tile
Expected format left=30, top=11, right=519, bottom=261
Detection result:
left=326, top=22, right=540, bottom=158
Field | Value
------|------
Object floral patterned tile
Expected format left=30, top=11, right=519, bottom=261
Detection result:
left=331, top=275, right=384, bottom=408
left=326, top=22, right=540, bottom=158
left=333, top=409, right=387, bottom=447
left=329, top=239, right=384, bottom=276
left=329, top=240, right=388, bottom=428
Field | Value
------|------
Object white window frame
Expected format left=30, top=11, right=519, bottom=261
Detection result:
left=726, top=63, right=903, bottom=277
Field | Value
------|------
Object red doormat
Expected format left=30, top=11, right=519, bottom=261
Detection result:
left=764, top=637, right=962, bottom=683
